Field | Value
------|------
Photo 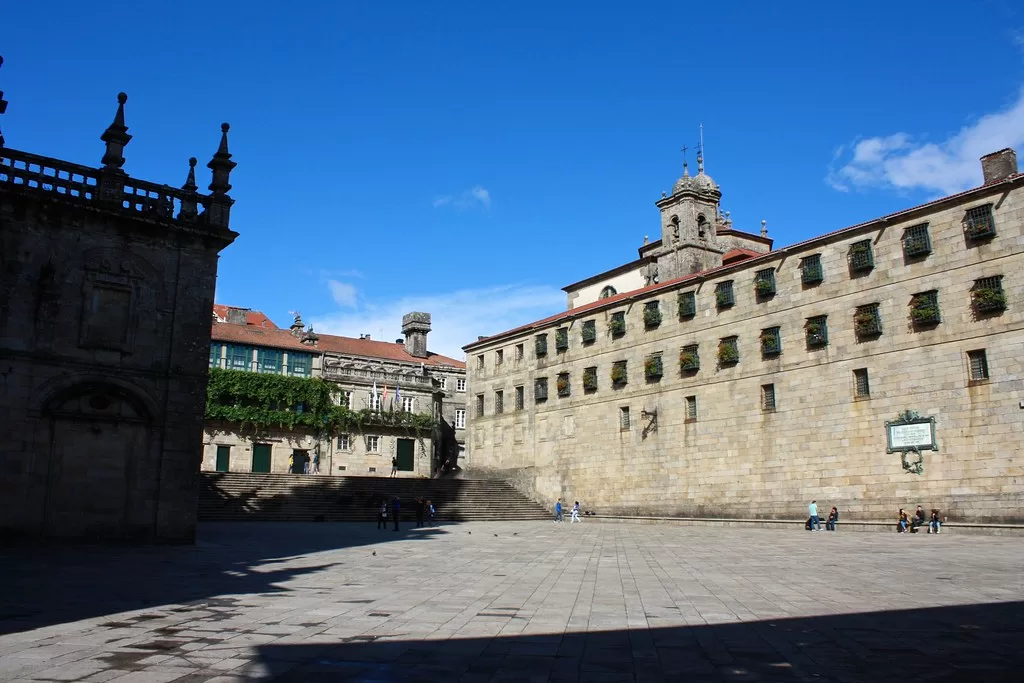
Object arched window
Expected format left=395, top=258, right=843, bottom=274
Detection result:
left=599, top=286, right=617, bottom=299
left=697, top=214, right=708, bottom=237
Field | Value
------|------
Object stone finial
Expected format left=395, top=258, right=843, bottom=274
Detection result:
left=207, top=122, right=236, bottom=196
left=100, top=92, right=132, bottom=171
left=761, top=219, right=768, bottom=238
left=289, top=311, right=304, bottom=337
left=183, top=156, right=198, bottom=192
left=302, top=325, right=319, bottom=346
left=643, top=235, right=649, bottom=245
left=0, top=56, right=8, bottom=148
left=178, top=157, right=200, bottom=221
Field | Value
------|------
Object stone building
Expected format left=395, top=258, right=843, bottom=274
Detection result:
left=0, top=66, right=238, bottom=540
left=463, top=148, right=1023, bottom=524
left=202, top=308, right=466, bottom=477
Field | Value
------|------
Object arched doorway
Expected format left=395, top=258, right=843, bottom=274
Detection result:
left=43, top=382, right=152, bottom=539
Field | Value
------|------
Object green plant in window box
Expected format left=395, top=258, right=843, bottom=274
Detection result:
left=679, top=350, right=699, bottom=371
left=583, top=370, right=598, bottom=392
left=755, top=278, right=775, bottom=297
left=609, top=315, right=626, bottom=337
left=904, top=237, right=929, bottom=256
left=854, top=312, right=880, bottom=336
left=643, top=307, right=662, bottom=328
left=805, top=323, right=826, bottom=347
left=849, top=242, right=873, bottom=271
left=717, top=343, right=739, bottom=365
left=535, top=335, right=548, bottom=357
left=972, top=287, right=1005, bottom=312
left=965, top=217, right=994, bottom=239
left=555, top=328, right=568, bottom=351
left=581, top=324, right=597, bottom=343
left=678, top=294, right=696, bottom=318
left=611, top=364, right=628, bottom=387
left=556, top=375, right=570, bottom=397
left=644, top=356, right=663, bottom=379
left=910, top=295, right=940, bottom=325
left=760, top=334, right=780, bottom=356
left=716, top=290, right=733, bottom=308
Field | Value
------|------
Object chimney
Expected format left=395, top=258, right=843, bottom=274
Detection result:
left=980, top=148, right=1018, bottom=185
left=226, top=307, right=248, bottom=325
left=396, top=338, right=404, bottom=344
left=363, top=334, right=371, bottom=340
left=401, top=312, right=431, bottom=358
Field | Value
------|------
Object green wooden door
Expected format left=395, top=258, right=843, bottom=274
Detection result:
left=215, top=445, right=230, bottom=472
left=252, top=444, right=272, bottom=473
left=396, top=439, right=415, bottom=472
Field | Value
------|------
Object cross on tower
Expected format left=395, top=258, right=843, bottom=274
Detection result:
left=681, top=144, right=689, bottom=165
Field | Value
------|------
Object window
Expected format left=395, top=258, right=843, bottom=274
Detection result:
left=715, top=281, right=735, bottom=309
left=456, top=378, right=466, bottom=392
left=402, top=396, right=415, bottom=412
left=964, top=204, right=995, bottom=240
left=910, top=290, right=940, bottom=326
left=370, top=392, right=383, bottom=411
left=718, top=336, right=739, bottom=365
left=643, top=301, right=662, bottom=328
left=848, top=239, right=874, bottom=272
left=226, top=344, right=251, bottom=371
left=257, top=348, right=282, bottom=374
left=515, top=385, right=524, bottom=410
left=581, top=319, right=597, bottom=344
left=600, top=285, right=617, bottom=299
left=761, top=384, right=776, bottom=411
left=644, top=353, right=663, bottom=380
left=555, top=327, right=569, bottom=351
left=611, top=360, right=628, bottom=388
left=609, top=311, right=626, bottom=338
left=438, top=377, right=447, bottom=391
left=619, top=406, right=631, bottom=430
left=337, top=434, right=351, bottom=450
left=454, top=409, right=466, bottom=429
left=515, top=343, right=524, bottom=362
left=801, top=254, right=823, bottom=285
left=902, top=224, right=932, bottom=258
left=288, top=352, right=311, bottom=377
left=535, top=334, right=548, bottom=358
left=557, top=372, right=571, bottom=397
left=972, top=276, right=1006, bottom=313
left=475, top=394, right=485, bottom=416
left=583, top=366, right=598, bottom=393
left=854, top=303, right=882, bottom=339
left=209, top=345, right=222, bottom=368
left=678, top=291, right=696, bottom=319
left=685, top=395, right=697, bottom=421
left=476, top=355, right=484, bottom=372
left=679, top=344, right=699, bottom=372
left=495, top=349, right=503, bottom=366
left=340, top=391, right=353, bottom=409
left=755, top=268, right=776, bottom=299
left=853, top=369, right=870, bottom=398
left=967, top=350, right=989, bottom=381
left=366, top=435, right=380, bottom=453
left=494, top=390, right=504, bottom=414
left=534, top=377, right=549, bottom=402
left=760, top=326, right=781, bottom=358
left=805, top=316, right=828, bottom=348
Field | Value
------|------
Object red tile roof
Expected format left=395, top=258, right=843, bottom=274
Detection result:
left=315, top=334, right=465, bottom=368
left=212, top=304, right=278, bottom=328
left=211, top=321, right=312, bottom=351
left=721, top=248, right=762, bottom=265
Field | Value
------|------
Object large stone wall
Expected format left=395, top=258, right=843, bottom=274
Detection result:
left=464, top=179, right=1024, bottom=523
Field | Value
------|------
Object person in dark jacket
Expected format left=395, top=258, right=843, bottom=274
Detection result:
left=376, top=498, right=388, bottom=530
left=415, top=497, right=425, bottom=528
left=825, top=506, right=839, bottom=531
left=391, top=496, right=401, bottom=531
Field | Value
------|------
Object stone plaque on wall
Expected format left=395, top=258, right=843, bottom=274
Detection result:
left=885, top=410, right=937, bottom=453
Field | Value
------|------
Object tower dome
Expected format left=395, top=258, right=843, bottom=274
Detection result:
left=672, top=161, right=695, bottom=195
left=691, top=154, right=721, bottom=198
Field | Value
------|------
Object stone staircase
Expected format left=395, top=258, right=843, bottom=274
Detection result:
left=198, top=472, right=551, bottom=523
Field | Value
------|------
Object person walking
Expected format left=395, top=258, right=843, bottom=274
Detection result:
left=808, top=500, right=821, bottom=531
left=427, top=500, right=436, bottom=525
left=554, top=499, right=563, bottom=523
left=287, top=453, right=294, bottom=474
left=311, top=452, right=320, bottom=475
left=376, top=498, right=388, bottom=530
left=390, top=457, right=399, bottom=478
left=571, top=501, right=581, bottom=523
left=391, top=496, right=401, bottom=531
left=415, top=497, right=425, bottom=528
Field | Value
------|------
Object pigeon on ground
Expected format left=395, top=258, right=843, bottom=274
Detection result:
left=372, top=551, right=376, bottom=556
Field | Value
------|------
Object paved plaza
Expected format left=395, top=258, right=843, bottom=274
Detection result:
left=1, top=521, right=1022, bottom=682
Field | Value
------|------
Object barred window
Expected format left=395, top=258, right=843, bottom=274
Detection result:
left=475, top=394, right=484, bottom=417
left=581, top=319, right=597, bottom=343
left=760, top=326, right=781, bottom=358
left=678, top=290, right=697, bottom=319
left=902, top=224, right=931, bottom=258
left=535, top=377, right=549, bottom=401
left=964, top=205, right=996, bottom=239
left=715, top=280, right=735, bottom=308
left=644, top=353, right=663, bottom=380
left=761, top=383, right=776, bottom=411
left=515, top=344, right=524, bottom=362
left=755, top=268, right=776, bottom=299
left=555, top=327, right=569, bottom=351
left=609, top=311, right=626, bottom=338
left=848, top=239, right=874, bottom=272
left=583, top=366, right=598, bottom=393
left=801, top=254, right=823, bottom=285
left=718, top=336, right=739, bottom=365
left=805, top=315, right=828, bottom=348
left=619, top=406, right=631, bottom=430
left=611, top=360, right=628, bottom=387
left=515, top=385, right=524, bottom=410
left=910, top=290, right=940, bottom=326
left=643, top=300, right=662, bottom=328
left=685, top=395, right=697, bottom=421
left=679, top=343, right=699, bottom=372
left=535, top=334, right=548, bottom=358
left=494, top=390, right=504, bottom=415
left=476, top=354, right=484, bottom=371
left=557, top=372, right=571, bottom=397
left=853, top=368, right=870, bottom=398
left=967, top=350, right=989, bottom=381
left=972, top=276, right=1006, bottom=313
left=496, top=349, right=504, bottom=366
left=854, top=303, right=882, bottom=338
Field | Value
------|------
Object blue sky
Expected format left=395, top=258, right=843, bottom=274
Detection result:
left=4, top=1, right=1022, bottom=358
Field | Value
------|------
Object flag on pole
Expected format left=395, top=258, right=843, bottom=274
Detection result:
left=372, top=381, right=378, bottom=410
left=394, top=385, right=401, bottom=411
left=382, top=384, right=388, bottom=402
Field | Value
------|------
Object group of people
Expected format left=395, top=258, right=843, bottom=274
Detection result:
left=806, top=500, right=839, bottom=531
left=554, top=498, right=582, bottom=523
left=898, top=506, right=942, bottom=534
left=287, top=453, right=320, bottom=475
left=377, top=495, right=435, bottom=531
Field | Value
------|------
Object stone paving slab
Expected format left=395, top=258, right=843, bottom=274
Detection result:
left=1, top=521, right=1022, bottom=682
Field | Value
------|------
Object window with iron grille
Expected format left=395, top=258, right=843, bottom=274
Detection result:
left=760, top=326, right=781, bottom=358
left=854, top=303, right=882, bottom=339
left=534, top=377, right=549, bottom=402
left=515, top=385, right=524, bottom=410
left=583, top=366, right=598, bottom=393
left=494, top=390, right=503, bottom=414
left=556, top=372, right=571, bottom=397
left=644, top=353, right=663, bottom=380
left=801, top=254, right=823, bottom=285
left=805, top=315, right=828, bottom=348
left=643, top=300, right=662, bottom=328
left=964, top=205, right=996, bottom=240
left=475, top=394, right=484, bottom=416
left=967, top=350, right=989, bottom=381
left=678, top=290, right=696, bottom=319
left=902, top=224, right=932, bottom=258
left=611, top=360, right=628, bottom=387
left=555, top=327, right=569, bottom=351
left=761, top=383, right=776, bottom=411
left=910, top=290, right=940, bottom=326
left=515, top=343, right=524, bottom=362
left=853, top=368, right=870, bottom=398
left=581, top=319, right=597, bottom=344
left=717, top=336, right=739, bottom=365
left=755, top=268, right=776, bottom=299
left=685, top=395, right=697, bottom=421
left=715, top=281, right=735, bottom=309
left=535, top=334, right=548, bottom=357
left=496, top=349, right=503, bottom=366
left=972, top=275, right=1006, bottom=313
left=609, top=311, right=626, bottom=338
left=619, top=406, right=631, bottom=430
left=679, top=344, right=699, bottom=372
left=848, top=239, right=874, bottom=272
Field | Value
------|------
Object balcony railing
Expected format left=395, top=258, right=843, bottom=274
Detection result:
left=322, top=364, right=433, bottom=387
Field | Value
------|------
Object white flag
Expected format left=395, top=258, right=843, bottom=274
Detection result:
left=372, top=381, right=378, bottom=409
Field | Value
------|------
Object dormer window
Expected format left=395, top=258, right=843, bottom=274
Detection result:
left=600, top=285, right=617, bottom=299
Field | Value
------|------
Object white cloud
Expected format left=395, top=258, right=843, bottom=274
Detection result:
left=310, top=283, right=565, bottom=360
left=433, top=185, right=491, bottom=210
left=327, top=280, right=358, bottom=308
left=827, top=88, right=1024, bottom=195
